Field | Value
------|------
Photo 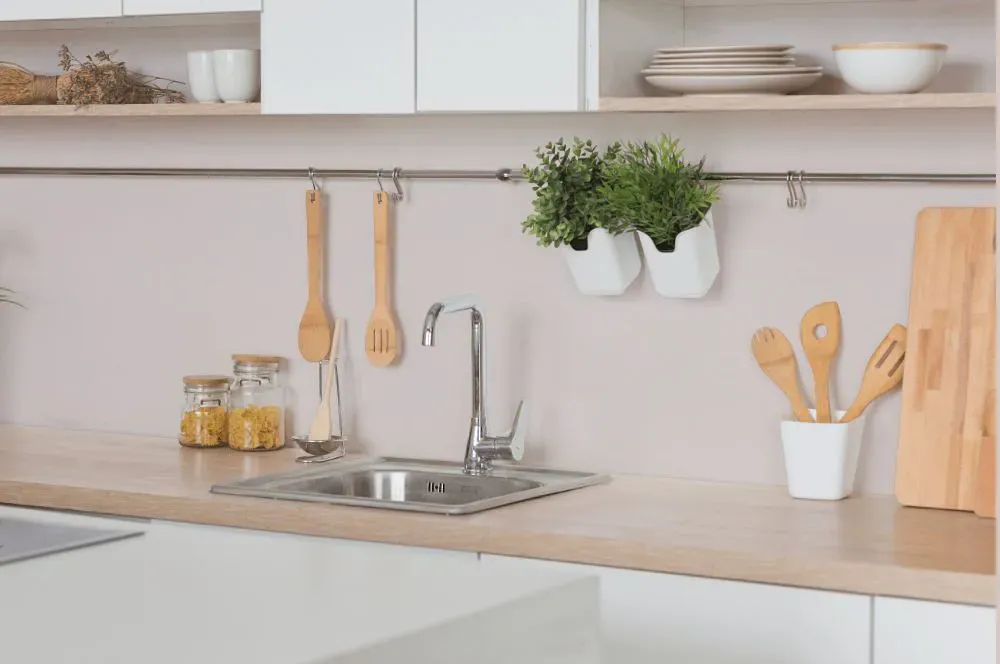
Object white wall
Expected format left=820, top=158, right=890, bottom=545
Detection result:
left=0, top=4, right=993, bottom=493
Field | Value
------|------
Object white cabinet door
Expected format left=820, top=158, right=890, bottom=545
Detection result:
left=0, top=1, right=121, bottom=21
left=261, top=0, right=416, bottom=115
left=874, top=597, right=996, bottom=664
left=481, top=555, right=871, bottom=664
left=123, top=0, right=261, bottom=15
left=416, top=0, right=587, bottom=112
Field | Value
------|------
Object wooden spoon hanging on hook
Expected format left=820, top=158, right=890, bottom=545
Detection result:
left=298, top=189, right=333, bottom=365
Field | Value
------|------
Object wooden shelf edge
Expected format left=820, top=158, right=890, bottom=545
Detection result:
left=0, top=103, right=262, bottom=117
left=598, top=92, right=996, bottom=113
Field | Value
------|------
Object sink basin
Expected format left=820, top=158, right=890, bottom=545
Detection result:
left=211, top=457, right=609, bottom=515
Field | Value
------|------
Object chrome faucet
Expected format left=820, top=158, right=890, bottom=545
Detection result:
left=421, top=295, right=526, bottom=476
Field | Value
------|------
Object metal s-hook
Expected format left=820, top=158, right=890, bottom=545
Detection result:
left=308, top=167, right=319, bottom=201
left=390, top=167, right=404, bottom=202
left=795, top=171, right=808, bottom=209
left=786, top=172, right=799, bottom=209
left=376, top=168, right=386, bottom=205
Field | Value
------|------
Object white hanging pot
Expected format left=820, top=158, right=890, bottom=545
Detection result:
left=560, top=228, right=641, bottom=296
left=637, top=209, right=720, bottom=298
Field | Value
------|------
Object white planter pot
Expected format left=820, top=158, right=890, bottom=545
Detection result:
left=780, top=409, right=867, bottom=501
left=560, top=228, right=641, bottom=296
left=637, top=210, right=719, bottom=298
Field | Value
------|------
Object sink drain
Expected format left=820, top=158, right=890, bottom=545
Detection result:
left=425, top=481, right=447, bottom=494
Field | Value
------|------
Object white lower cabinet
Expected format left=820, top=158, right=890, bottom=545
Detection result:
left=873, top=597, right=996, bottom=664
left=480, top=554, right=871, bottom=664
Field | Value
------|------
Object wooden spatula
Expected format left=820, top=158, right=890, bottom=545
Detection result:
left=752, top=327, right=814, bottom=423
left=800, top=301, right=842, bottom=423
left=298, top=190, right=333, bottom=364
left=365, top=192, right=398, bottom=367
left=840, top=324, right=906, bottom=423
left=308, top=318, right=342, bottom=441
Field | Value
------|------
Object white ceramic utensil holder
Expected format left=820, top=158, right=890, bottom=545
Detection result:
left=780, top=409, right=866, bottom=501
left=560, top=228, right=641, bottom=296
left=638, top=210, right=719, bottom=298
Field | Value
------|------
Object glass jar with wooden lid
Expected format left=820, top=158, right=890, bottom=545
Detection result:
left=179, top=375, right=230, bottom=448
left=229, top=354, right=286, bottom=452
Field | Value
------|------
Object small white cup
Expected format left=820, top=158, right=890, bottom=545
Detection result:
left=212, top=49, right=261, bottom=103
left=186, top=51, right=220, bottom=103
left=780, top=409, right=866, bottom=501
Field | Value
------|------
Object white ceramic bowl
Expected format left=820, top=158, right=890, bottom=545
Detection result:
left=212, top=49, right=261, bottom=103
left=833, top=42, right=947, bottom=94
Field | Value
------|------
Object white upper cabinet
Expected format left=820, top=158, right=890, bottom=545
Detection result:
left=123, top=0, right=262, bottom=15
left=261, top=0, right=416, bottom=115
left=416, top=0, right=588, bottom=112
left=0, top=1, right=121, bottom=21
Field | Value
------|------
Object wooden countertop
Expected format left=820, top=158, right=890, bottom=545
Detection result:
left=0, top=425, right=993, bottom=605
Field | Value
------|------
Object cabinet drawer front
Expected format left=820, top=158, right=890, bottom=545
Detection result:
left=124, top=0, right=262, bottom=15
left=262, top=0, right=416, bottom=115
left=0, top=1, right=121, bottom=21
left=874, top=597, right=996, bottom=664
left=416, top=0, right=586, bottom=112
left=481, top=555, right=870, bottom=664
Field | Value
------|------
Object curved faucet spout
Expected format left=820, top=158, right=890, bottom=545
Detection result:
left=419, top=295, right=524, bottom=475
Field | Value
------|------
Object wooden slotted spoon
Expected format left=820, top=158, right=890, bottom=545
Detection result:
left=365, top=192, right=398, bottom=366
left=800, top=301, right=842, bottom=423
left=751, top=327, right=814, bottom=423
left=298, top=189, right=333, bottom=365
left=840, top=324, right=907, bottom=423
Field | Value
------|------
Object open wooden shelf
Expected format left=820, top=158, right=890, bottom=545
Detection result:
left=599, top=92, right=996, bottom=113
left=0, top=103, right=262, bottom=117
left=0, top=93, right=992, bottom=117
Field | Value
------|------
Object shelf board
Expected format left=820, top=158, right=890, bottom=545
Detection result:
left=0, top=103, right=262, bottom=117
left=599, top=92, right=996, bottom=113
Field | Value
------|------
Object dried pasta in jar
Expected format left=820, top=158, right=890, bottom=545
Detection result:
left=228, top=405, right=283, bottom=451
left=179, top=376, right=230, bottom=449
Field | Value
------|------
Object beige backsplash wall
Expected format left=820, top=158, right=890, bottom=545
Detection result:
left=0, top=109, right=993, bottom=494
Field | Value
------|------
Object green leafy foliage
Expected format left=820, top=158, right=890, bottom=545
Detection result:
left=520, top=138, right=622, bottom=249
left=600, top=134, right=720, bottom=253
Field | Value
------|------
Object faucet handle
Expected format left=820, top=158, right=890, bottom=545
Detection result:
left=436, top=294, right=483, bottom=315
left=495, top=400, right=527, bottom=462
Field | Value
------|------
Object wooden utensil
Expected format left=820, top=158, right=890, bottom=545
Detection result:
left=308, top=318, right=343, bottom=441
left=839, top=324, right=907, bottom=423
left=896, top=207, right=996, bottom=512
left=751, top=327, right=814, bottom=423
left=298, top=190, right=333, bottom=365
left=800, top=301, right=842, bottom=423
left=365, top=192, right=398, bottom=367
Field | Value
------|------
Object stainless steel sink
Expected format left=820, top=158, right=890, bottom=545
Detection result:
left=211, top=457, right=609, bottom=515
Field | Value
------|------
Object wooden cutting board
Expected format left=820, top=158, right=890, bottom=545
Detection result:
left=974, top=431, right=996, bottom=517
left=896, top=207, right=996, bottom=511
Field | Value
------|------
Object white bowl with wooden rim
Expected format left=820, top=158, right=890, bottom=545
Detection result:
left=833, top=42, right=947, bottom=94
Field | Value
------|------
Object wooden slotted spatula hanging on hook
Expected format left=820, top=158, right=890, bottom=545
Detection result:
left=298, top=183, right=333, bottom=391
left=365, top=191, right=398, bottom=366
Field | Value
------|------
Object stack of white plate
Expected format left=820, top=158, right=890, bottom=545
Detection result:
left=643, top=44, right=823, bottom=96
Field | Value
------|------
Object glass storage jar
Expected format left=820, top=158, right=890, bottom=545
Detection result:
left=229, top=354, right=286, bottom=452
left=179, top=375, right=230, bottom=448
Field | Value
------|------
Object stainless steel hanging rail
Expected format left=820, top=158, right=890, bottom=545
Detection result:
left=0, top=166, right=992, bottom=183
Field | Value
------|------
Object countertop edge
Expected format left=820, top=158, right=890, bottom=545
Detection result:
left=1, top=479, right=993, bottom=607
